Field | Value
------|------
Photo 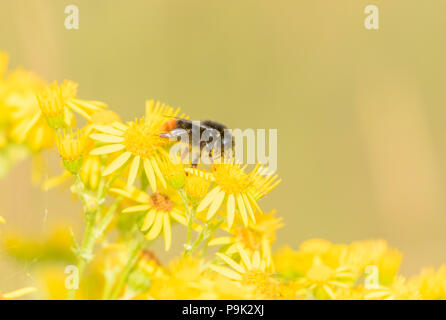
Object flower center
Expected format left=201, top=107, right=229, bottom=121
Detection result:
left=212, top=164, right=250, bottom=194
left=185, top=174, right=210, bottom=199
left=236, top=228, right=261, bottom=252
left=123, top=118, right=168, bottom=158
left=149, top=193, right=174, bottom=212
left=242, top=270, right=277, bottom=298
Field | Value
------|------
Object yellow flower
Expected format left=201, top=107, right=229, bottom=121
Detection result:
left=0, top=216, right=5, bottom=223
left=147, top=256, right=256, bottom=300
left=3, top=69, right=54, bottom=152
left=248, top=164, right=282, bottom=201
left=410, top=265, right=446, bottom=299
left=197, top=160, right=281, bottom=228
left=209, top=210, right=283, bottom=269
left=184, top=168, right=212, bottom=200
left=36, top=80, right=107, bottom=128
left=193, top=273, right=256, bottom=300
left=111, top=185, right=186, bottom=251
left=339, top=240, right=402, bottom=284
left=90, top=99, right=185, bottom=191
left=137, top=250, right=168, bottom=281
left=274, top=246, right=313, bottom=279
left=158, top=156, right=185, bottom=190
left=363, top=276, right=421, bottom=300
left=299, top=238, right=333, bottom=255
left=56, top=129, right=86, bottom=174
left=209, top=246, right=279, bottom=298
left=43, top=110, right=122, bottom=191
left=147, top=256, right=205, bottom=299
left=296, top=257, right=355, bottom=299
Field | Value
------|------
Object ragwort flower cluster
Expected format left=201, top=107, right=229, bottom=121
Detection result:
left=2, top=50, right=446, bottom=300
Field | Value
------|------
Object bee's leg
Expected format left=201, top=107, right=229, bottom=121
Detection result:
left=190, top=143, right=204, bottom=168
left=159, top=128, right=188, bottom=140
left=221, top=136, right=234, bottom=159
left=204, top=140, right=219, bottom=164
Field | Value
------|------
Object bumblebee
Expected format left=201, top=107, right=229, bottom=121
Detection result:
left=160, top=118, right=234, bottom=165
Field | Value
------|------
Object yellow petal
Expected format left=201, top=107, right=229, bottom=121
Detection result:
left=237, top=244, right=252, bottom=271
left=103, top=152, right=132, bottom=176
left=141, top=209, right=156, bottom=231
left=236, top=193, right=248, bottom=226
left=262, top=238, right=272, bottom=267
left=242, top=193, right=255, bottom=223
left=323, top=284, right=335, bottom=299
left=170, top=210, right=187, bottom=225
left=122, top=204, right=151, bottom=213
left=206, top=191, right=225, bottom=220
left=252, top=251, right=261, bottom=270
left=110, top=187, right=150, bottom=203
left=90, top=133, right=124, bottom=143
left=151, top=157, right=167, bottom=189
left=92, top=124, right=124, bottom=136
left=90, top=144, right=125, bottom=155
left=226, top=243, right=238, bottom=255
left=143, top=158, right=157, bottom=192
left=226, top=194, right=235, bottom=228
left=0, top=216, right=5, bottom=224
left=72, top=99, right=105, bottom=111
left=209, top=265, right=242, bottom=281
left=163, top=214, right=171, bottom=251
left=2, top=287, right=37, bottom=300
left=127, top=155, right=140, bottom=188
left=41, top=171, right=71, bottom=191
left=66, top=101, right=91, bottom=120
left=247, top=192, right=263, bottom=213
left=112, top=122, right=128, bottom=131
left=197, top=186, right=221, bottom=212
left=208, top=237, right=233, bottom=246
left=216, top=253, right=245, bottom=274
left=89, top=157, right=100, bottom=189
left=145, top=212, right=163, bottom=240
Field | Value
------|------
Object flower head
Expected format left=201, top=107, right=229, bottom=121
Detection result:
left=2, top=69, right=54, bottom=152
left=90, top=99, right=185, bottom=191
left=197, top=160, right=281, bottom=228
left=209, top=210, right=283, bottom=269
left=184, top=168, right=212, bottom=200
left=36, top=80, right=107, bottom=128
left=209, top=246, right=279, bottom=298
left=111, top=185, right=186, bottom=251
left=296, top=257, right=355, bottom=299
left=56, top=129, right=86, bottom=174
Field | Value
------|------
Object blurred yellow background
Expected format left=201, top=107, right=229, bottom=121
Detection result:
left=2, top=0, right=446, bottom=290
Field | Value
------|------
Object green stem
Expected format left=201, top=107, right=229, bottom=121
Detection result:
left=108, top=236, right=143, bottom=300
left=67, top=208, right=96, bottom=300
left=67, top=176, right=121, bottom=299
left=178, top=188, right=195, bottom=254
left=96, top=197, right=122, bottom=237
left=187, top=218, right=224, bottom=257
